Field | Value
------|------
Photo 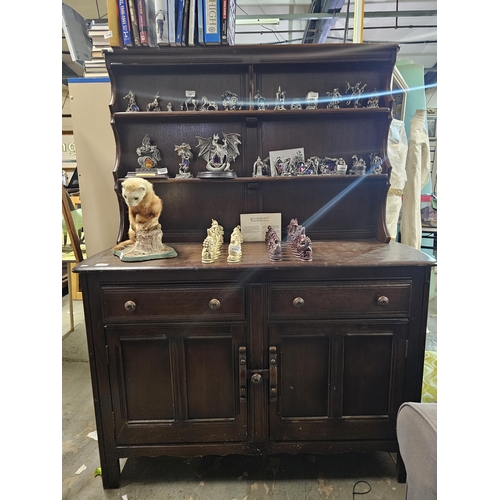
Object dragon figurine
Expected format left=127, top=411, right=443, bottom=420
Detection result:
left=195, top=132, right=241, bottom=172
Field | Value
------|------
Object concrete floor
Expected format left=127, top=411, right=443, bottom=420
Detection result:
left=62, top=293, right=437, bottom=500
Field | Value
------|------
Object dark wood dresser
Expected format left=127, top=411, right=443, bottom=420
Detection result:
left=74, top=44, right=436, bottom=488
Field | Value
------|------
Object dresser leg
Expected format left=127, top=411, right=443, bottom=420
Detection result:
left=101, top=458, right=121, bottom=489
left=396, top=451, right=407, bottom=483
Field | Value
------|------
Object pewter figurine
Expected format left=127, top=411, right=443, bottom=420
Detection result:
left=290, top=99, right=303, bottom=110
left=299, top=156, right=321, bottom=175
left=166, top=102, right=173, bottom=112
left=196, top=132, right=241, bottom=173
left=262, top=157, right=271, bottom=176
left=345, top=82, right=367, bottom=108
left=274, top=86, right=286, bottom=110
left=326, top=88, right=342, bottom=109
left=200, top=96, right=218, bottom=111
left=319, top=157, right=337, bottom=175
left=350, top=155, right=367, bottom=175
left=253, top=90, right=268, bottom=110
left=253, top=156, right=264, bottom=177
left=335, top=158, right=348, bottom=175
left=146, top=92, right=161, bottom=112
left=369, top=153, right=383, bottom=174
left=305, top=91, right=319, bottom=109
left=221, top=91, right=242, bottom=110
left=136, top=134, right=164, bottom=174
left=124, top=90, right=139, bottom=112
left=290, top=150, right=306, bottom=176
left=366, top=89, right=380, bottom=108
left=174, top=143, right=193, bottom=178
left=183, top=91, right=198, bottom=111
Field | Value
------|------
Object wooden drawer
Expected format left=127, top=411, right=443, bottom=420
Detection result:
left=268, top=281, right=411, bottom=319
left=102, top=284, right=245, bottom=322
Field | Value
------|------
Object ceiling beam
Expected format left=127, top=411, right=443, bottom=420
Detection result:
left=236, top=10, right=437, bottom=22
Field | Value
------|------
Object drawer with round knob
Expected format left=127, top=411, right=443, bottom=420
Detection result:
left=102, top=284, right=245, bottom=322
left=267, top=281, right=411, bottom=319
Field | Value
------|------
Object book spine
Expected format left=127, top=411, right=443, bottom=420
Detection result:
left=188, top=0, right=196, bottom=46
left=127, top=0, right=141, bottom=45
left=146, top=0, right=158, bottom=46
left=175, top=0, right=184, bottom=46
left=118, top=0, right=133, bottom=46
left=154, top=0, right=168, bottom=45
left=227, top=0, right=236, bottom=46
left=181, top=0, right=190, bottom=46
left=204, top=0, right=220, bottom=44
left=221, top=0, right=228, bottom=44
left=136, top=0, right=149, bottom=45
left=107, top=0, right=123, bottom=47
left=197, top=0, right=204, bottom=45
left=167, top=0, right=176, bottom=45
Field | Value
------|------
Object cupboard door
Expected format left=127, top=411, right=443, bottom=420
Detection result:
left=106, top=324, right=248, bottom=445
left=268, top=323, right=407, bottom=441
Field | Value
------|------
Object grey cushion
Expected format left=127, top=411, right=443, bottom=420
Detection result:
left=397, top=402, right=437, bottom=500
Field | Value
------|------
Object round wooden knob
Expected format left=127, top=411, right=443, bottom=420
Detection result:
left=124, top=300, right=136, bottom=312
left=209, top=298, right=221, bottom=310
left=377, top=296, right=389, bottom=307
left=251, top=373, right=262, bottom=384
left=293, top=297, right=305, bottom=308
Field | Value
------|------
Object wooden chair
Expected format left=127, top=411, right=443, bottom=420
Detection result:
left=62, top=185, right=85, bottom=334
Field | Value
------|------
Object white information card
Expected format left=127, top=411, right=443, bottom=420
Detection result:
left=240, top=213, right=282, bottom=242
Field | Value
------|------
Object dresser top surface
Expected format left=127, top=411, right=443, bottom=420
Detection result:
left=75, top=240, right=435, bottom=275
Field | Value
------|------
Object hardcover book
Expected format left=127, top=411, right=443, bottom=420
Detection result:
left=146, top=0, right=158, bottom=46
left=127, top=0, right=141, bottom=45
left=118, top=0, right=133, bottom=46
left=203, top=0, right=220, bottom=44
left=196, top=0, right=204, bottom=45
left=227, top=0, right=236, bottom=45
left=175, top=0, right=184, bottom=45
left=181, top=0, right=190, bottom=45
left=136, top=0, right=149, bottom=45
left=188, top=0, right=196, bottom=46
left=106, top=0, right=123, bottom=47
left=167, top=0, right=176, bottom=45
left=221, top=0, right=228, bottom=44
left=154, top=0, right=169, bottom=45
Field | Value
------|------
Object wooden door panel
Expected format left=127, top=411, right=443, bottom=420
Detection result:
left=280, top=336, right=330, bottom=418
left=120, top=338, right=175, bottom=421
left=184, top=337, right=235, bottom=419
left=106, top=325, right=248, bottom=445
left=269, top=323, right=407, bottom=441
left=342, top=334, right=393, bottom=416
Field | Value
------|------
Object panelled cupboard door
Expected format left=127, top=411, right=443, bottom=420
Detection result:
left=268, top=323, right=407, bottom=441
left=106, top=324, right=248, bottom=445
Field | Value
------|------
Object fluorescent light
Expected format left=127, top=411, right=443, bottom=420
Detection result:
left=236, top=18, right=280, bottom=25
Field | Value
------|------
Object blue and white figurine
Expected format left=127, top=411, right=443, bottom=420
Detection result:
left=124, top=90, right=139, bottom=112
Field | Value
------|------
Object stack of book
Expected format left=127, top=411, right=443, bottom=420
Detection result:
left=112, top=0, right=236, bottom=48
left=84, top=21, right=112, bottom=77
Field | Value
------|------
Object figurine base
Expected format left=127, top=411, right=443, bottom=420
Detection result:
left=197, top=171, right=237, bottom=179
left=126, top=172, right=170, bottom=179
left=114, top=247, right=178, bottom=262
left=113, top=224, right=177, bottom=261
